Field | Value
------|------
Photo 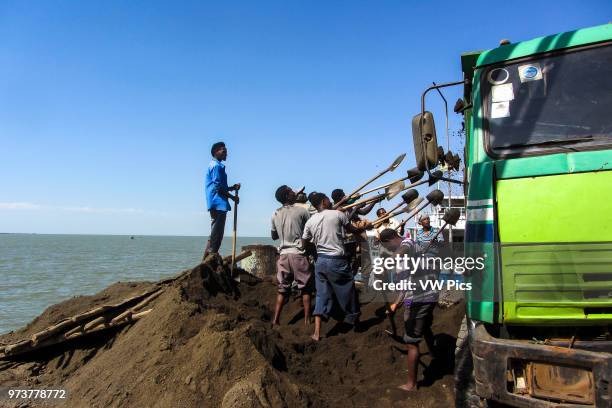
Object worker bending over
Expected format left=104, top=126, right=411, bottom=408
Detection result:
left=378, top=228, right=439, bottom=392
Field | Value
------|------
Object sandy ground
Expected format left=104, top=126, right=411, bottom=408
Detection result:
left=0, top=258, right=464, bottom=407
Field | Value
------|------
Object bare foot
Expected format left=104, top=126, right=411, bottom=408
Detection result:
left=397, top=383, right=417, bottom=392
left=271, top=321, right=280, bottom=327
left=310, top=334, right=320, bottom=342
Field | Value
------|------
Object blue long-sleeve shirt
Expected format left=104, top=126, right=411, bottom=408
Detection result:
left=205, top=159, right=231, bottom=212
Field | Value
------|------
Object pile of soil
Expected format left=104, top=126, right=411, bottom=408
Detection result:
left=0, top=257, right=464, bottom=407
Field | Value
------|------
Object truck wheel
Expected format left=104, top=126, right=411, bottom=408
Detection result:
left=454, top=316, right=489, bottom=408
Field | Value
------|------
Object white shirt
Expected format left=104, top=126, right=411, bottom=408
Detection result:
left=375, top=217, right=400, bottom=238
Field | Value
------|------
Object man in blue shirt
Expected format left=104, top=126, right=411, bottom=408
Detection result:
left=204, top=142, right=240, bottom=257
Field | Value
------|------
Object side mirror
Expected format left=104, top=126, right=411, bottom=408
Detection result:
left=411, top=111, right=438, bottom=171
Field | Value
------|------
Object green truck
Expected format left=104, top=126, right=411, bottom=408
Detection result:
left=411, top=24, right=612, bottom=407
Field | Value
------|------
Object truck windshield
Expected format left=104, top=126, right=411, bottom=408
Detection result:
left=483, top=43, right=612, bottom=157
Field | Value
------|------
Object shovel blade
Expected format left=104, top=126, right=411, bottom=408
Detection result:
left=428, top=170, right=444, bottom=186
left=407, top=197, right=424, bottom=211
left=385, top=180, right=405, bottom=199
left=443, top=208, right=461, bottom=225
left=388, top=153, right=406, bottom=171
left=407, top=167, right=425, bottom=183
left=401, top=189, right=419, bottom=206
left=426, top=189, right=445, bottom=206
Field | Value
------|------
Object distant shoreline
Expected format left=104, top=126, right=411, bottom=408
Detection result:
left=0, top=232, right=269, bottom=238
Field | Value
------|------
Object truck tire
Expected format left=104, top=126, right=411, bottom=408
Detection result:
left=454, top=316, right=489, bottom=408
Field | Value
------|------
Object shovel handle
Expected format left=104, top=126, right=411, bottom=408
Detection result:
left=387, top=201, right=430, bottom=230
left=231, top=190, right=239, bottom=278
left=371, top=203, right=404, bottom=228
left=333, top=154, right=405, bottom=209
left=341, top=194, right=384, bottom=211
left=356, top=175, right=410, bottom=198
left=333, top=169, right=387, bottom=209
left=422, top=222, right=447, bottom=253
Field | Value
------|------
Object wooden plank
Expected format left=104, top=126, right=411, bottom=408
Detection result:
left=3, top=309, right=153, bottom=359
left=223, top=250, right=252, bottom=265
left=27, top=288, right=162, bottom=345
left=110, top=291, right=162, bottom=324
left=2, top=288, right=162, bottom=359
left=66, top=309, right=152, bottom=339
left=3, top=340, right=32, bottom=356
left=31, top=319, right=80, bottom=345
left=63, top=325, right=84, bottom=339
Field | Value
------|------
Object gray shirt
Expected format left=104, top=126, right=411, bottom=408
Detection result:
left=302, top=209, right=349, bottom=257
left=295, top=202, right=317, bottom=216
left=271, top=204, right=310, bottom=255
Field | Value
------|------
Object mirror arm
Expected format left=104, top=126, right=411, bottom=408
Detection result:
left=433, top=81, right=452, bottom=241
left=458, top=103, right=473, bottom=114
left=436, top=176, right=464, bottom=185
left=420, top=79, right=467, bottom=178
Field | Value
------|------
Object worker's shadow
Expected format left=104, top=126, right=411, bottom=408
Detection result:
left=418, top=333, right=456, bottom=387
left=324, top=305, right=385, bottom=337
left=287, top=305, right=311, bottom=326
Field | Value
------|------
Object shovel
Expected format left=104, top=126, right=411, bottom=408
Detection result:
left=352, top=167, right=424, bottom=199
left=333, top=153, right=406, bottom=209
left=389, top=189, right=445, bottom=230
left=384, top=179, right=406, bottom=200
left=422, top=208, right=460, bottom=253
left=370, top=190, right=419, bottom=225
left=428, top=170, right=444, bottom=186
left=383, top=297, right=399, bottom=340
left=372, top=196, right=423, bottom=229
left=340, top=192, right=387, bottom=211
left=342, top=177, right=429, bottom=211
left=231, top=190, right=239, bottom=279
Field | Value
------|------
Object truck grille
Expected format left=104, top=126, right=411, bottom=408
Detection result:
left=501, top=242, right=612, bottom=323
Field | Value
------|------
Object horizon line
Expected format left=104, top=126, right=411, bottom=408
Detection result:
left=0, top=232, right=272, bottom=238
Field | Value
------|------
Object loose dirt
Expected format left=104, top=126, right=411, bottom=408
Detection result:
left=0, top=256, right=464, bottom=407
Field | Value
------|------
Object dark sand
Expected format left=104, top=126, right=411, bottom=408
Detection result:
left=0, top=259, right=464, bottom=407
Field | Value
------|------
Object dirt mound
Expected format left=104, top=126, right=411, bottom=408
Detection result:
left=0, top=257, right=464, bottom=407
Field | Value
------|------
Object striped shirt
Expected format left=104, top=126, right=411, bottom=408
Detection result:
left=394, top=238, right=440, bottom=305
left=416, top=227, right=442, bottom=256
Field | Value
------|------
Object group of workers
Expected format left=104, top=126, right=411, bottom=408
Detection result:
left=204, top=141, right=443, bottom=392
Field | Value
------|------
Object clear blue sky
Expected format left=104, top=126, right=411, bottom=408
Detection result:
left=1, top=1, right=609, bottom=236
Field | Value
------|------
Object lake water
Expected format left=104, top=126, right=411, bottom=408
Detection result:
left=0, top=234, right=273, bottom=334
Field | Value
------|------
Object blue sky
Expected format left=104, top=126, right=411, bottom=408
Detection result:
left=1, top=1, right=609, bottom=236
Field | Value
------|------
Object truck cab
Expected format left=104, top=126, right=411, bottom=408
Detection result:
left=415, top=24, right=612, bottom=407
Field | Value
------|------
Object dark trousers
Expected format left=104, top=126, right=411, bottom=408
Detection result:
left=403, top=302, right=435, bottom=345
left=206, top=209, right=227, bottom=254
left=313, top=255, right=361, bottom=324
